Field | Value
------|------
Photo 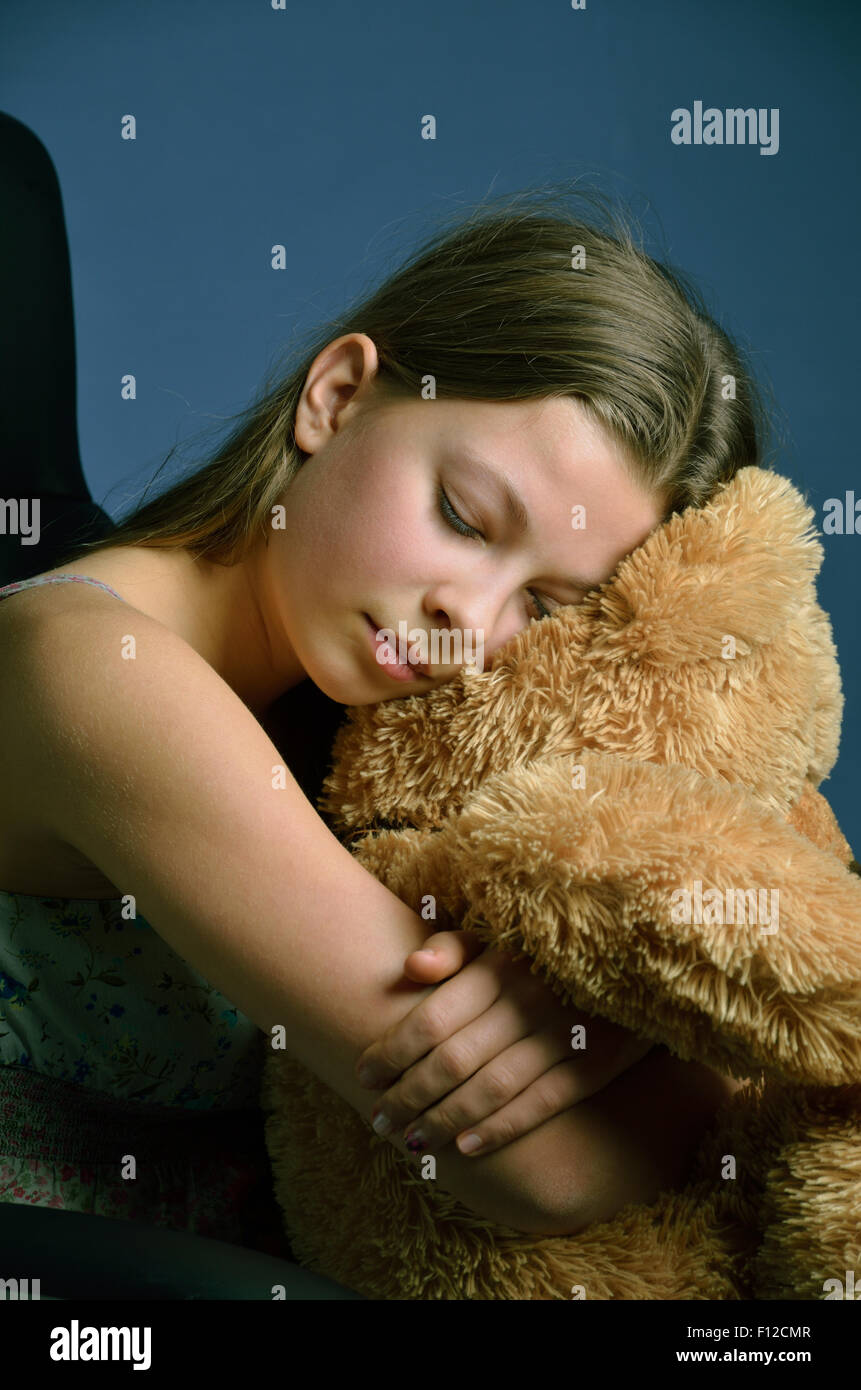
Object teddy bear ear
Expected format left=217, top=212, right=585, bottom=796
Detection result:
left=585, top=467, right=826, bottom=667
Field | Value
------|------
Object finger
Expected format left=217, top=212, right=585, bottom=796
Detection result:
left=446, top=1032, right=657, bottom=1159
left=356, top=950, right=506, bottom=1090
left=400, top=1030, right=571, bottom=1154
left=371, top=993, right=569, bottom=1135
left=448, top=1059, right=589, bottom=1158
left=391, top=1012, right=645, bottom=1151
left=402, top=929, right=485, bottom=983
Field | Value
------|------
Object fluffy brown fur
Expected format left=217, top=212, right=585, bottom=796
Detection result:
left=261, top=466, right=861, bottom=1299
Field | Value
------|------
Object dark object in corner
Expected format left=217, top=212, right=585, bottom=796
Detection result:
left=0, top=112, right=115, bottom=586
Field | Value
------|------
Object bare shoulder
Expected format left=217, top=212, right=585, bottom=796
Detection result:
left=0, top=567, right=250, bottom=756
left=0, top=546, right=186, bottom=636
left=0, top=576, right=210, bottom=698
left=0, top=577, right=236, bottom=839
left=0, top=567, right=137, bottom=642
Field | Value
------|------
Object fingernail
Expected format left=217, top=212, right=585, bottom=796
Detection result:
left=372, top=1110, right=392, bottom=1136
left=415, top=949, right=437, bottom=958
left=357, top=1066, right=379, bottom=1088
left=404, top=1129, right=427, bottom=1154
left=457, top=1133, right=483, bottom=1155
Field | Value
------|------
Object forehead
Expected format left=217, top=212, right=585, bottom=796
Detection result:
left=397, top=394, right=626, bottom=471
left=416, top=395, right=655, bottom=505
left=462, top=397, right=664, bottom=562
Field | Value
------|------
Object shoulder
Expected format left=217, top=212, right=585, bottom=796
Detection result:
left=0, top=570, right=129, bottom=635
left=0, top=567, right=244, bottom=723
left=1, top=563, right=196, bottom=648
left=0, top=547, right=188, bottom=634
left=0, top=577, right=245, bottom=826
left=0, top=576, right=202, bottom=688
left=0, top=578, right=126, bottom=685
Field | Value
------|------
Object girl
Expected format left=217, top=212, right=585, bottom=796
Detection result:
left=0, top=185, right=760, bottom=1255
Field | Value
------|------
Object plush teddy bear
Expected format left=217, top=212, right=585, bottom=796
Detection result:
left=261, top=465, right=861, bottom=1300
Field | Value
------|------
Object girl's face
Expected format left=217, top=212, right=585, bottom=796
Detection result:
left=265, top=340, right=666, bottom=706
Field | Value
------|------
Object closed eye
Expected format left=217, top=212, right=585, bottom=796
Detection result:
left=437, top=484, right=553, bottom=621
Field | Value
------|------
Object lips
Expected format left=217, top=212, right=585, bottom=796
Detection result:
left=366, top=615, right=431, bottom=679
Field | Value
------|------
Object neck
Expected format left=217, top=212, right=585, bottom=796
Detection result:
left=74, top=542, right=308, bottom=718
left=183, top=545, right=307, bottom=717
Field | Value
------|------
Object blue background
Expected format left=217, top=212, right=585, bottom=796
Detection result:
left=2, top=0, right=859, bottom=846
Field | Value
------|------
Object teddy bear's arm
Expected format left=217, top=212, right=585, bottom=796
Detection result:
left=447, top=752, right=861, bottom=1085
left=356, top=751, right=861, bottom=1088
left=787, top=780, right=858, bottom=867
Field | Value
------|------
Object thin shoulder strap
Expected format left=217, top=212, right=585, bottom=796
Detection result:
left=0, top=573, right=126, bottom=602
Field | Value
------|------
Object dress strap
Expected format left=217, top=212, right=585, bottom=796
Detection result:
left=0, top=573, right=125, bottom=603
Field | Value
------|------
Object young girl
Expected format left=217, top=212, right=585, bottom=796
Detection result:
left=0, top=187, right=760, bottom=1256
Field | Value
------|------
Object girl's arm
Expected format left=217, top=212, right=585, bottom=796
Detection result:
left=2, top=597, right=738, bottom=1236
left=482, top=1044, right=743, bottom=1236
left=0, top=597, right=577, bottom=1233
left=379, top=930, right=745, bottom=1233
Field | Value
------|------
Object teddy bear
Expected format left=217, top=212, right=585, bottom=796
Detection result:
left=261, top=464, right=861, bottom=1300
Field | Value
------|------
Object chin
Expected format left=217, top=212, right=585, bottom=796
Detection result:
left=301, top=657, right=369, bottom=707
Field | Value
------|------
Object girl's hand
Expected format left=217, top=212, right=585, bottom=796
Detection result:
left=401, top=928, right=486, bottom=984
left=355, top=934, right=654, bottom=1159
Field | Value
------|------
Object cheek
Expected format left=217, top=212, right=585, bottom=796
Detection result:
left=352, top=529, right=426, bottom=590
left=282, top=454, right=430, bottom=595
left=342, top=476, right=431, bottom=590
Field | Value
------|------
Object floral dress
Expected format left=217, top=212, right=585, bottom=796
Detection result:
left=0, top=574, right=292, bottom=1259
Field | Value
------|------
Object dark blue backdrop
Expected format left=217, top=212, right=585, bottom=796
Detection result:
left=2, top=0, right=858, bottom=846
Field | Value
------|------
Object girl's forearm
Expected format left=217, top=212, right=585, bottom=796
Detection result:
left=539, top=1045, right=743, bottom=1236
left=435, top=1045, right=739, bottom=1240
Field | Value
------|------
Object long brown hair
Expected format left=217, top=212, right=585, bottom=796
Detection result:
left=59, top=181, right=775, bottom=572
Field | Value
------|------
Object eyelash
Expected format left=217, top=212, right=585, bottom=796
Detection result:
left=437, top=485, right=552, bottom=621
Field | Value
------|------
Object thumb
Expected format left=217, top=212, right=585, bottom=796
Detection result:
left=403, top=928, right=485, bottom=982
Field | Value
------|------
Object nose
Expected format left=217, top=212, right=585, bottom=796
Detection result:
left=424, top=585, right=526, bottom=674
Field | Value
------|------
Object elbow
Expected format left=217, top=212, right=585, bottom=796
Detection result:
left=494, top=1195, right=578, bottom=1237
left=533, top=1201, right=594, bottom=1238
left=413, top=1107, right=596, bottom=1237
left=516, top=1170, right=594, bottom=1235
left=470, top=1190, right=588, bottom=1237
left=506, top=1202, right=592, bottom=1238
left=432, top=1144, right=591, bottom=1237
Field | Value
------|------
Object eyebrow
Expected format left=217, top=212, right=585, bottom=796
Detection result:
left=459, top=451, right=606, bottom=594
